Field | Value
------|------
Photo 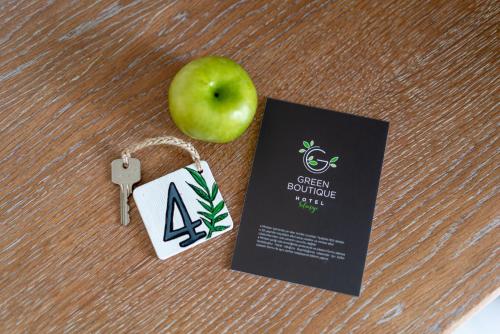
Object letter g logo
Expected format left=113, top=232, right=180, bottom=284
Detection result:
left=298, top=140, right=339, bottom=174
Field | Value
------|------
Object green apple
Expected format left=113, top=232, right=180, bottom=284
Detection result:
left=168, top=56, right=257, bottom=143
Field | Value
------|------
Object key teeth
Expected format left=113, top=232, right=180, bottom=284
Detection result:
left=124, top=202, right=130, bottom=226
left=119, top=184, right=132, bottom=226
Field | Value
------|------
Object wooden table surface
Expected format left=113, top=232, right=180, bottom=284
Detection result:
left=1, top=1, right=499, bottom=333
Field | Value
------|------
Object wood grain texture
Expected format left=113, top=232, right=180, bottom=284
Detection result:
left=1, top=0, right=498, bottom=333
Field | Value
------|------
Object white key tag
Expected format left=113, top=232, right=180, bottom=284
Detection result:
left=113, top=136, right=233, bottom=260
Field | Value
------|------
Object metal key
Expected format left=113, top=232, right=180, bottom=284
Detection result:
left=111, top=158, right=141, bottom=226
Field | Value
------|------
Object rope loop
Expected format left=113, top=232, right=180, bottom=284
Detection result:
left=121, top=136, right=202, bottom=172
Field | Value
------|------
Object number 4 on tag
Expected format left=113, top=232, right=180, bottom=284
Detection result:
left=164, top=183, right=206, bottom=246
left=132, top=161, right=234, bottom=260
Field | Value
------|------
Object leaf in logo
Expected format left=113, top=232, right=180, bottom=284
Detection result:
left=299, top=140, right=339, bottom=172
left=329, top=156, right=339, bottom=168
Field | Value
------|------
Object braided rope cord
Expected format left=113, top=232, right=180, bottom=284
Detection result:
left=121, top=136, right=202, bottom=172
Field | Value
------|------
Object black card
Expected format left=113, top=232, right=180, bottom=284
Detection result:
left=231, top=98, right=389, bottom=296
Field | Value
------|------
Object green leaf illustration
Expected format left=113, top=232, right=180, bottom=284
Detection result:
left=310, top=140, right=314, bottom=146
left=303, top=140, right=310, bottom=149
left=213, top=212, right=229, bottom=223
left=197, top=199, right=213, bottom=212
left=210, top=183, right=218, bottom=201
left=330, top=163, right=337, bottom=168
left=201, top=218, right=213, bottom=229
left=197, top=211, right=214, bottom=220
left=308, top=155, right=314, bottom=161
left=309, top=160, right=318, bottom=166
left=330, top=156, right=339, bottom=163
left=185, top=168, right=229, bottom=239
left=187, top=183, right=210, bottom=202
left=185, top=167, right=209, bottom=193
left=212, top=201, right=224, bottom=215
left=299, top=149, right=305, bottom=153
